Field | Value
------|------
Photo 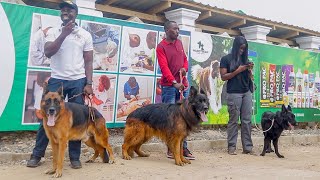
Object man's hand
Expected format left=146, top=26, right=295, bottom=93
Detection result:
left=61, top=21, right=75, bottom=37
left=180, top=68, right=187, bottom=76
left=83, top=85, right=93, bottom=95
left=173, top=83, right=184, bottom=90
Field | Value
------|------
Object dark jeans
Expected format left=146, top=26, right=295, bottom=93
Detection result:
left=161, top=86, right=189, bottom=149
left=32, top=77, right=86, bottom=161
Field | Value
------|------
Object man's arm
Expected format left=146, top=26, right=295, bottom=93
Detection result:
left=44, top=21, right=74, bottom=58
left=84, top=50, right=93, bottom=83
left=83, top=50, right=94, bottom=95
left=180, top=47, right=188, bottom=76
left=156, top=46, right=175, bottom=84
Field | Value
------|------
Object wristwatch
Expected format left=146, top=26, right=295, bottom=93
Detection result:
left=86, top=80, right=93, bottom=85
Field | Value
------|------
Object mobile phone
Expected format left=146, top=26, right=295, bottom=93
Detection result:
left=246, top=61, right=253, bottom=65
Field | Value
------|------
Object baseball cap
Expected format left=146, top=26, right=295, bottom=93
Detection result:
left=59, top=1, right=78, bottom=13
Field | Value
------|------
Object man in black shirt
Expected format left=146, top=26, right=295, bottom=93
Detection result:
left=220, top=36, right=254, bottom=155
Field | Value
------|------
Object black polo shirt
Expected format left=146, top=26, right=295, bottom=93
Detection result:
left=220, top=54, right=250, bottom=93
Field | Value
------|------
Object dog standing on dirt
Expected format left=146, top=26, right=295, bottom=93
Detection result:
left=41, top=84, right=114, bottom=178
left=260, top=105, right=296, bottom=158
left=122, top=86, right=209, bottom=166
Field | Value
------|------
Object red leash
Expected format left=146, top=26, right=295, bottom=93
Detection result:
left=179, top=70, right=188, bottom=100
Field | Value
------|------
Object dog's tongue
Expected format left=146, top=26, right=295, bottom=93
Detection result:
left=200, top=112, right=208, bottom=122
left=47, top=115, right=56, bottom=127
left=288, top=122, right=294, bottom=130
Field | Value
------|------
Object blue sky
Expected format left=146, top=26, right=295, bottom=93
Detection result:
left=194, top=0, right=319, bottom=32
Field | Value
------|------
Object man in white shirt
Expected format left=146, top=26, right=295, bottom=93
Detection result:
left=27, top=1, right=93, bottom=169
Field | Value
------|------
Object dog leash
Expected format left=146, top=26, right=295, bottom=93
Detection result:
left=179, top=70, right=188, bottom=100
left=253, top=117, right=274, bottom=133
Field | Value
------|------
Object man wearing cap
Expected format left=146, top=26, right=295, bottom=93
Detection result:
left=27, top=1, right=94, bottom=169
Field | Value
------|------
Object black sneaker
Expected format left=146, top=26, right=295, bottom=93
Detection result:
left=183, top=148, right=195, bottom=160
left=70, top=160, right=82, bottom=169
left=26, top=155, right=41, bottom=168
left=242, top=150, right=257, bottom=156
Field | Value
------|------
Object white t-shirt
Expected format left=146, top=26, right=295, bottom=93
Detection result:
left=45, top=25, right=93, bottom=80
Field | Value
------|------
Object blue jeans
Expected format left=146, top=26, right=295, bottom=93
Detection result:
left=32, top=77, right=86, bottom=161
left=161, top=86, right=189, bottom=149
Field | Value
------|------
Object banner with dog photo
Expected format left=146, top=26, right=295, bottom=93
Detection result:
left=190, top=32, right=232, bottom=124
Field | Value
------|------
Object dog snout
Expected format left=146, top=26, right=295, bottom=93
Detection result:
left=49, top=108, right=56, bottom=115
left=203, top=106, right=209, bottom=113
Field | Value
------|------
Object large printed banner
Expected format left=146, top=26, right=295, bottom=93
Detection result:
left=0, top=3, right=190, bottom=131
left=190, top=31, right=320, bottom=124
left=250, top=42, right=320, bottom=122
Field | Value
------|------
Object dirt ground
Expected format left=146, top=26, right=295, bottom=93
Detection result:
left=0, top=144, right=320, bottom=180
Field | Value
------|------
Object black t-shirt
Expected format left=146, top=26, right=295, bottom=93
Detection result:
left=220, top=54, right=250, bottom=93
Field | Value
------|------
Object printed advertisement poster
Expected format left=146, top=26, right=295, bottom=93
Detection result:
left=250, top=42, right=320, bottom=122
left=116, top=75, right=153, bottom=121
left=190, top=32, right=231, bottom=124
left=120, top=26, right=157, bottom=74
left=81, top=21, right=121, bottom=72
left=0, top=2, right=190, bottom=131
left=87, top=73, right=117, bottom=122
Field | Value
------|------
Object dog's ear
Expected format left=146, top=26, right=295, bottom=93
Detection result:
left=42, top=82, right=49, bottom=96
left=287, top=105, right=292, bottom=112
left=56, top=85, right=63, bottom=98
left=189, top=86, right=198, bottom=98
left=281, top=104, right=287, bottom=112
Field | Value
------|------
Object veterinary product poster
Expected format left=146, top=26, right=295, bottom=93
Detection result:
left=0, top=2, right=190, bottom=131
left=250, top=41, right=320, bottom=123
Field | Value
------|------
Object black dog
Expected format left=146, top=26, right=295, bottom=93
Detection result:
left=260, top=105, right=296, bottom=158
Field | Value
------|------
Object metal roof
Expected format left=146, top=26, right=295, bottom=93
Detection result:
left=22, top=0, right=320, bottom=46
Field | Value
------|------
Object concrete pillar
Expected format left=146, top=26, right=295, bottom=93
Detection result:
left=295, top=36, right=320, bottom=50
left=73, top=0, right=102, bottom=17
left=240, top=25, right=272, bottom=43
left=164, top=8, right=201, bottom=31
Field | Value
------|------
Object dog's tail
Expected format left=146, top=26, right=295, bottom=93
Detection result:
left=191, top=64, right=203, bottom=83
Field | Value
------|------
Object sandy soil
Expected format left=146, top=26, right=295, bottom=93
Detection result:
left=0, top=144, right=320, bottom=180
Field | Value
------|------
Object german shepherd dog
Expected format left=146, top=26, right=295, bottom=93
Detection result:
left=260, top=105, right=296, bottom=158
left=41, top=84, right=114, bottom=178
left=122, top=86, right=209, bottom=166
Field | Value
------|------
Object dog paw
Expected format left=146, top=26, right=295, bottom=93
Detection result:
left=266, top=150, right=274, bottom=153
left=85, top=159, right=94, bottom=163
left=108, top=159, right=115, bottom=164
left=45, top=169, right=56, bottom=175
left=181, top=158, right=191, bottom=164
left=52, top=171, right=62, bottom=178
left=122, top=155, right=132, bottom=160
left=277, top=155, right=284, bottom=158
left=139, top=153, right=150, bottom=157
left=260, top=153, right=265, bottom=156
left=175, top=161, right=185, bottom=166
